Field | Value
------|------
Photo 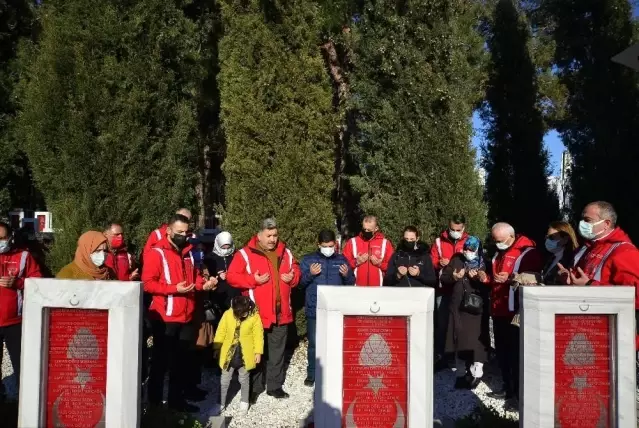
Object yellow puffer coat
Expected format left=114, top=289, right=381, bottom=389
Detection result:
left=213, top=307, right=264, bottom=371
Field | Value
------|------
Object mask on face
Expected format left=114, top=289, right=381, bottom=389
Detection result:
left=449, top=230, right=463, bottom=240
left=362, top=231, right=374, bottom=241
left=579, top=220, right=604, bottom=241
left=320, top=247, right=335, bottom=258
left=111, top=235, right=124, bottom=249
left=91, top=251, right=106, bottom=267
left=496, top=240, right=511, bottom=251
left=464, top=251, right=477, bottom=261
left=0, top=240, right=9, bottom=254
left=545, top=239, right=563, bottom=253
left=171, top=234, right=188, bottom=249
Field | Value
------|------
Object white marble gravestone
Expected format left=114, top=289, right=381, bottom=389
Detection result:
left=314, top=286, right=434, bottom=428
left=18, top=278, right=143, bottom=428
left=520, top=286, right=636, bottom=428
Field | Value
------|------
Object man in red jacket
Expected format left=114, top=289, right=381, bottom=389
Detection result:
left=104, top=223, right=139, bottom=281
left=0, top=222, right=42, bottom=400
left=141, top=208, right=192, bottom=264
left=227, top=217, right=300, bottom=401
left=487, top=222, right=543, bottom=410
left=558, top=201, right=639, bottom=349
left=142, top=214, right=216, bottom=412
left=430, top=215, right=469, bottom=363
left=342, top=215, right=394, bottom=286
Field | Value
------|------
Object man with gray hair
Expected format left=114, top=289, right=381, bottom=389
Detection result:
left=487, top=222, right=543, bottom=410
left=228, top=217, right=300, bottom=403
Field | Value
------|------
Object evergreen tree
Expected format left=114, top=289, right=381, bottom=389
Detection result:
left=481, top=0, right=559, bottom=244
left=540, top=0, right=639, bottom=238
left=218, top=0, right=337, bottom=256
left=15, top=0, right=204, bottom=271
left=348, top=0, right=487, bottom=241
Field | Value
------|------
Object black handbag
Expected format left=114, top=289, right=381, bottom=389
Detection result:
left=461, top=281, right=483, bottom=315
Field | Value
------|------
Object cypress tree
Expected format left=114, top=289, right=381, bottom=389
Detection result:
left=540, top=0, right=639, bottom=238
left=218, top=0, right=337, bottom=256
left=347, top=0, right=487, bottom=241
left=481, top=0, right=559, bottom=243
left=15, top=0, right=204, bottom=271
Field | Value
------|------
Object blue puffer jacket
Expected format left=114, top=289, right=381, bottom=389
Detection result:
left=300, top=251, right=355, bottom=318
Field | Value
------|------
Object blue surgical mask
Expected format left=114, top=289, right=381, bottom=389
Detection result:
left=545, top=239, right=562, bottom=253
left=0, top=240, right=9, bottom=254
left=579, top=220, right=604, bottom=241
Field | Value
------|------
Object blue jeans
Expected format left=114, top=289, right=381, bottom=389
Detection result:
left=307, top=316, right=316, bottom=380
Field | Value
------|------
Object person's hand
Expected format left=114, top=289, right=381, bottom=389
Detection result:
left=357, top=253, right=369, bottom=265
left=397, top=266, right=408, bottom=277
left=203, top=276, right=218, bottom=290
left=339, top=264, right=349, bottom=277
left=477, top=271, right=487, bottom=282
left=440, top=258, right=450, bottom=267
left=218, top=271, right=227, bottom=281
left=255, top=354, right=262, bottom=364
left=452, top=268, right=465, bottom=280
left=569, top=267, right=591, bottom=285
left=494, top=272, right=509, bottom=283
left=310, top=263, right=322, bottom=276
left=254, top=272, right=270, bottom=285
left=176, top=282, right=195, bottom=293
left=468, top=269, right=478, bottom=278
left=370, top=255, right=382, bottom=266
left=129, top=268, right=140, bottom=281
left=408, top=266, right=420, bottom=276
left=281, top=271, right=295, bottom=283
left=557, top=263, right=571, bottom=284
left=0, top=277, right=15, bottom=288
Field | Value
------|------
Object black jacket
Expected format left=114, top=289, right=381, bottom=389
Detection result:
left=385, top=241, right=437, bottom=287
left=204, top=252, right=242, bottom=312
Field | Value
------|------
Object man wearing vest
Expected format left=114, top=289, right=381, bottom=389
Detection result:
left=227, top=217, right=301, bottom=402
left=0, top=222, right=42, bottom=401
left=104, top=223, right=139, bottom=281
left=142, top=214, right=217, bottom=412
left=487, top=222, right=543, bottom=411
left=141, top=207, right=193, bottom=265
left=342, top=215, right=394, bottom=286
left=558, top=201, right=639, bottom=350
left=430, top=215, right=469, bottom=367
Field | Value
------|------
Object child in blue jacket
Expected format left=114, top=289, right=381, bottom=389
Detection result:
left=299, top=229, right=355, bottom=385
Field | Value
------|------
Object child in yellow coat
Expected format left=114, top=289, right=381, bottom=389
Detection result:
left=213, top=296, right=264, bottom=414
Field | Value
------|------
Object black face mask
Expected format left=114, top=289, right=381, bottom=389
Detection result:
left=400, top=239, right=416, bottom=251
left=362, top=231, right=374, bottom=241
left=171, top=234, right=188, bottom=249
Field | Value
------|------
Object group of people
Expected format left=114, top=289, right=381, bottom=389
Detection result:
left=1, top=200, right=638, bottom=417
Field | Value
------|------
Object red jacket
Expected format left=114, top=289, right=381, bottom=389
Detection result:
left=430, top=230, right=469, bottom=294
left=342, top=232, right=394, bottom=286
left=142, top=224, right=168, bottom=264
left=105, top=249, right=135, bottom=282
left=142, top=238, right=205, bottom=323
left=489, top=235, right=543, bottom=318
left=0, top=248, right=42, bottom=327
left=227, top=237, right=300, bottom=328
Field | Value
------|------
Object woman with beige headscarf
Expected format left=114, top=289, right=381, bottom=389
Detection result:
left=56, top=231, right=112, bottom=280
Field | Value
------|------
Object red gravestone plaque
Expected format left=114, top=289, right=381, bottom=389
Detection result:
left=342, top=316, right=408, bottom=428
left=45, top=308, right=109, bottom=428
left=554, top=314, right=613, bottom=428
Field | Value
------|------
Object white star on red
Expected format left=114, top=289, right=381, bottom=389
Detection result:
left=365, top=374, right=386, bottom=396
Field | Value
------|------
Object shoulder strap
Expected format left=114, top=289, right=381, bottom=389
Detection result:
left=513, top=247, right=534, bottom=274
left=435, top=238, right=442, bottom=258
left=153, top=248, right=171, bottom=284
left=285, top=248, right=293, bottom=269
left=239, top=248, right=252, bottom=274
left=380, top=239, right=388, bottom=260
left=350, top=238, right=358, bottom=258
left=572, top=245, right=588, bottom=266
left=508, top=247, right=534, bottom=312
left=154, top=229, right=162, bottom=240
left=18, top=251, right=29, bottom=277
left=593, top=242, right=630, bottom=282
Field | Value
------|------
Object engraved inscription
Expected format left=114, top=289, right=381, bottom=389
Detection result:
left=554, top=315, right=613, bottom=428
left=45, top=309, right=109, bottom=428
left=342, top=316, right=408, bottom=428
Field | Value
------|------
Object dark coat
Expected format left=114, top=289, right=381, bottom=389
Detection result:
left=541, top=248, right=575, bottom=285
left=204, top=252, right=242, bottom=313
left=439, top=253, right=488, bottom=361
left=300, top=251, right=355, bottom=318
left=384, top=242, right=437, bottom=287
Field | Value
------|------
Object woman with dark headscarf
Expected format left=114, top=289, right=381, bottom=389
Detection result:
left=56, top=231, right=113, bottom=280
left=439, top=236, right=489, bottom=389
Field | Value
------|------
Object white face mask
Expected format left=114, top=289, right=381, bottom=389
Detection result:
left=0, top=240, right=9, bottom=254
left=495, top=240, right=511, bottom=251
left=90, top=251, right=106, bottom=267
left=579, top=220, right=605, bottom=241
left=320, top=246, right=335, bottom=258
left=449, top=230, right=463, bottom=240
left=464, top=251, right=477, bottom=261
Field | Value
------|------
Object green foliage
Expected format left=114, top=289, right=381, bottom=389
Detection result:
left=218, top=0, right=338, bottom=256
left=347, top=0, right=488, bottom=242
left=141, top=405, right=203, bottom=428
left=14, top=0, right=206, bottom=269
left=481, top=0, right=559, bottom=244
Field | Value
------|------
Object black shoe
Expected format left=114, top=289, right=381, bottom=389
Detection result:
left=304, top=377, right=315, bottom=387
left=184, top=387, right=207, bottom=402
left=504, top=397, right=519, bottom=412
left=454, top=377, right=471, bottom=389
left=249, top=392, right=262, bottom=404
left=487, top=390, right=508, bottom=399
left=267, top=388, right=290, bottom=399
left=468, top=377, right=482, bottom=390
left=170, top=401, right=199, bottom=413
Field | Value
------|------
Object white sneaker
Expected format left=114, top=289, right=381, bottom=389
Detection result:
left=239, top=401, right=250, bottom=414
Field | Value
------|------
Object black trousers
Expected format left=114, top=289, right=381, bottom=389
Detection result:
left=0, top=323, right=22, bottom=396
left=148, top=320, right=195, bottom=407
left=493, top=316, right=520, bottom=399
left=251, top=323, right=288, bottom=395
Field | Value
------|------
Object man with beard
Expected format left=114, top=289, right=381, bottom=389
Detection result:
left=385, top=226, right=436, bottom=287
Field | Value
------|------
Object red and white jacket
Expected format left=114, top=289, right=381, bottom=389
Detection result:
left=227, top=237, right=300, bottom=328
left=142, top=238, right=205, bottom=323
left=142, top=224, right=168, bottom=264
left=430, top=230, right=469, bottom=295
left=0, top=248, right=42, bottom=327
left=105, top=249, right=135, bottom=282
left=489, top=235, right=543, bottom=318
left=342, top=232, right=394, bottom=287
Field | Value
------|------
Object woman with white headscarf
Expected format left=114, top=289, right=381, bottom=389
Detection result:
left=205, top=231, right=241, bottom=315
